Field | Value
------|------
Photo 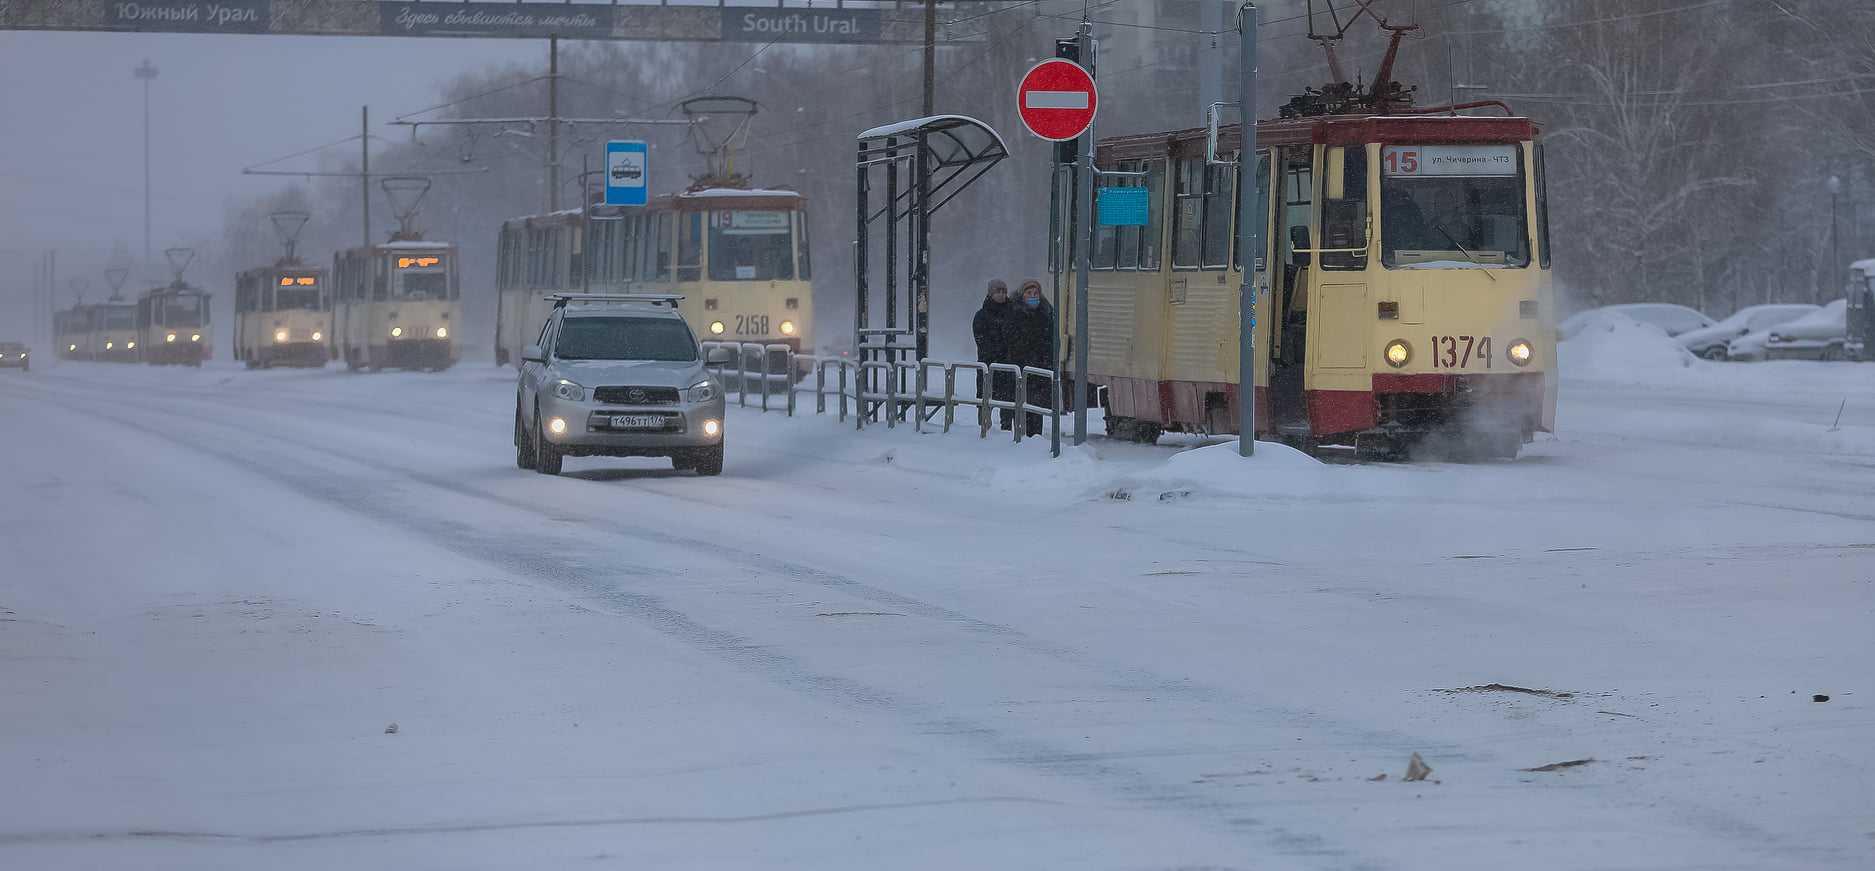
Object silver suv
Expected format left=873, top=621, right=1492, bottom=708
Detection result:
left=515, top=295, right=729, bottom=476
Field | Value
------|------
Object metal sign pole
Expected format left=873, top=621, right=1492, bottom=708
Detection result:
left=1237, top=3, right=1259, bottom=457
left=1072, top=22, right=1094, bottom=447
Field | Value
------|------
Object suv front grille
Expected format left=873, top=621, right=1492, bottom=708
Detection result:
left=593, top=385, right=680, bottom=405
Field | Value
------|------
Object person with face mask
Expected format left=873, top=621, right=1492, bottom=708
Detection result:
left=1007, top=279, right=1056, bottom=437
left=973, top=279, right=1019, bottom=430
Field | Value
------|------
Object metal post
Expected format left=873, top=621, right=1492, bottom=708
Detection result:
left=921, top=0, right=937, bottom=118
left=361, top=106, right=371, bottom=247
left=1072, top=23, right=1094, bottom=447
left=1236, top=3, right=1260, bottom=457
left=546, top=35, right=560, bottom=213
left=581, top=153, right=592, bottom=294
left=914, top=129, right=931, bottom=364
left=135, top=59, right=157, bottom=265
left=886, top=136, right=898, bottom=343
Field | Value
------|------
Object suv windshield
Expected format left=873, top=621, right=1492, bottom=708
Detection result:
left=556, top=316, right=697, bottom=362
left=1381, top=144, right=1530, bottom=268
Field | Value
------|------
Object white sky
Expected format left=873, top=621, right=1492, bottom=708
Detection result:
left=0, top=31, right=541, bottom=315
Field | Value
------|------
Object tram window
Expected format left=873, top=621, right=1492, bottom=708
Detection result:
left=654, top=213, right=674, bottom=281
left=1202, top=164, right=1236, bottom=269
left=1172, top=157, right=1204, bottom=269
left=373, top=260, right=389, bottom=301
left=796, top=213, right=813, bottom=280
left=1534, top=143, right=1553, bottom=269
left=709, top=210, right=795, bottom=281
left=1380, top=145, right=1530, bottom=268
left=1140, top=160, right=1165, bottom=270
left=1322, top=146, right=1370, bottom=271
left=276, top=282, right=320, bottom=310
left=1091, top=215, right=1119, bottom=270
left=677, top=212, right=704, bottom=282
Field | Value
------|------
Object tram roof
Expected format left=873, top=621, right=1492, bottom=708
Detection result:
left=1098, top=113, right=1538, bottom=161
left=1850, top=258, right=1875, bottom=274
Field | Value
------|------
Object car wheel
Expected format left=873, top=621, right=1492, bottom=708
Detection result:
left=691, top=444, right=724, bottom=477
left=515, top=406, right=536, bottom=470
left=534, top=406, right=563, bottom=476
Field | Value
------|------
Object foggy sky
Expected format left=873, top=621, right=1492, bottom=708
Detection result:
left=0, top=31, right=540, bottom=321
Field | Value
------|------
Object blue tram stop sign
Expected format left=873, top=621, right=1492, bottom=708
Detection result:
left=604, top=140, right=649, bottom=207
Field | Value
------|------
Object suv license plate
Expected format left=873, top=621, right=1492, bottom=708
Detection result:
left=610, top=414, right=667, bottom=430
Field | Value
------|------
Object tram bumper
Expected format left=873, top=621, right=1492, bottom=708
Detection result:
left=384, top=338, right=456, bottom=370
left=268, top=342, right=329, bottom=367
left=1368, top=372, right=1546, bottom=442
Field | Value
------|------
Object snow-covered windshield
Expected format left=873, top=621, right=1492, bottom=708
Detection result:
left=555, top=316, right=696, bottom=362
left=708, top=210, right=796, bottom=281
left=1381, top=144, right=1529, bottom=268
left=162, top=298, right=204, bottom=327
left=101, top=307, right=134, bottom=329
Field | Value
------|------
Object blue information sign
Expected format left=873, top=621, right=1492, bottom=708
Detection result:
left=1097, top=186, right=1149, bottom=227
left=603, top=140, right=649, bottom=207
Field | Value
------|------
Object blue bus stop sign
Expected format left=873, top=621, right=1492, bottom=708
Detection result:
left=1097, top=186, right=1148, bottom=226
left=604, top=140, right=648, bottom=207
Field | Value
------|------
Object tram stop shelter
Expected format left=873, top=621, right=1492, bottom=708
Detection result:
left=854, top=115, right=1008, bottom=419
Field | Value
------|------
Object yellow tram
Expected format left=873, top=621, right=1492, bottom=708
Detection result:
left=1073, top=98, right=1556, bottom=458
left=235, top=265, right=330, bottom=368
left=495, top=186, right=814, bottom=367
left=136, top=282, right=211, bottom=366
left=53, top=304, right=92, bottom=359
left=331, top=241, right=461, bottom=371
left=92, top=299, right=141, bottom=361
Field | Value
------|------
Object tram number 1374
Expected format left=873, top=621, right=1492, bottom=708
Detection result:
left=1429, top=335, right=1493, bottom=369
left=735, top=315, right=770, bottom=336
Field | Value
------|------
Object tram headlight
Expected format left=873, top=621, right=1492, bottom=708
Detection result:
left=105, top=341, right=113, bottom=350
left=68, top=344, right=77, bottom=352
left=274, top=329, right=289, bottom=343
left=126, top=342, right=136, bottom=350
left=191, top=334, right=200, bottom=343
left=311, top=331, right=323, bottom=342
left=166, top=333, right=177, bottom=343
left=684, top=380, right=717, bottom=403
left=552, top=378, right=586, bottom=402
left=434, top=327, right=448, bottom=339
left=779, top=320, right=796, bottom=336
left=390, top=326, right=404, bottom=338
left=709, top=320, right=726, bottom=335
left=1384, top=339, right=1412, bottom=368
left=1508, top=339, right=1534, bottom=367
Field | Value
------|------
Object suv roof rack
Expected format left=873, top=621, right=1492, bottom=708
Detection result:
left=547, top=292, right=684, bottom=309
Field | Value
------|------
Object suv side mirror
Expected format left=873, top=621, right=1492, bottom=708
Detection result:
left=705, top=347, right=733, bottom=366
left=522, top=344, right=546, bottom=364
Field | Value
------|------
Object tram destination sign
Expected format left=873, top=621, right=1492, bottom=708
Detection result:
left=2, top=0, right=933, bottom=42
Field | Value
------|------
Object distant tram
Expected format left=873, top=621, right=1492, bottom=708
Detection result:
left=495, top=186, right=814, bottom=367
left=53, top=299, right=138, bottom=361
left=52, top=305, right=92, bottom=359
left=1067, top=25, right=1556, bottom=458
left=136, top=282, right=211, bottom=366
left=235, top=211, right=330, bottom=368
left=331, top=241, right=461, bottom=371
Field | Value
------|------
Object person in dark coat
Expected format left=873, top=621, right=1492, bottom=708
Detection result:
left=1007, top=279, right=1056, bottom=437
left=973, top=279, right=1019, bottom=430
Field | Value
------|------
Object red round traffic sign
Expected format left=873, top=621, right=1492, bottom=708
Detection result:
left=1016, top=59, right=1098, bottom=142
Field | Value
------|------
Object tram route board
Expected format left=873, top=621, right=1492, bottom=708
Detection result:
left=0, top=0, right=981, bottom=43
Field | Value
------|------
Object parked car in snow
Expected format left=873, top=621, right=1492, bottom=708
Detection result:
left=0, top=341, right=28, bottom=372
left=1676, top=304, right=1819, bottom=360
left=1559, top=303, right=1715, bottom=340
left=1727, top=300, right=1848, bottom=362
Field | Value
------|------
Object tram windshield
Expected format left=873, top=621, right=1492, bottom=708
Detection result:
left=163, top=296, right=206, bottom=327
left=1380, top=144, right=1530, bottom=268
left=393, top=253, right=453, bottom=299
left=102, top=306, right=134, bottom=329
left=275, top=275, right=322, bottom=310
left=554, top=316, right=698, bottom=362
left=708, top=210, right=797, bottom=281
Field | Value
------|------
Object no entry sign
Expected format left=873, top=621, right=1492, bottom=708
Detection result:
left=1016, top=59, right=1098, bottom=142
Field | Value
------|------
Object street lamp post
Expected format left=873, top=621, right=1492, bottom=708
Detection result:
left=134, top=59, right=158, bottom=266
left=1829, top=175, right=1843, bottom=302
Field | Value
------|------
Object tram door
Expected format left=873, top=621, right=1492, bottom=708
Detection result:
left=1269, top=146, right=1315, bottom=430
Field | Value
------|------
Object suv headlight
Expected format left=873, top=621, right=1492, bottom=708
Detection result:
left=552, top=379, right=586, bottom=402
left=684, top=380, right=717, bottom=403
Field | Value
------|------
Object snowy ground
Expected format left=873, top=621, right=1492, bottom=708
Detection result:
left=1, top=348, right=1871, bottom=869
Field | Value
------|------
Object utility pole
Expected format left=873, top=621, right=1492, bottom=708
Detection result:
left=547, top=36, right=560, bottom=212
left=134, top=59, right=158, bottom=266
left=1236, top=2, right=1259, bottom=457
left=1072, top=20, right=1093, bottom=447
left=362, top=106, right=371, bottom=247
left=921, top=1, right=937, bottom=118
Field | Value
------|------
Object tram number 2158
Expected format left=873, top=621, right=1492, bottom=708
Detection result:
left=1429, top=335, right=1493, bottom=369
left=735, top=315, right=770, bottom=336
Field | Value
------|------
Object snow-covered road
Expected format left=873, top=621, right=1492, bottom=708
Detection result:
left=1, top=359, right=1870, bottom=869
